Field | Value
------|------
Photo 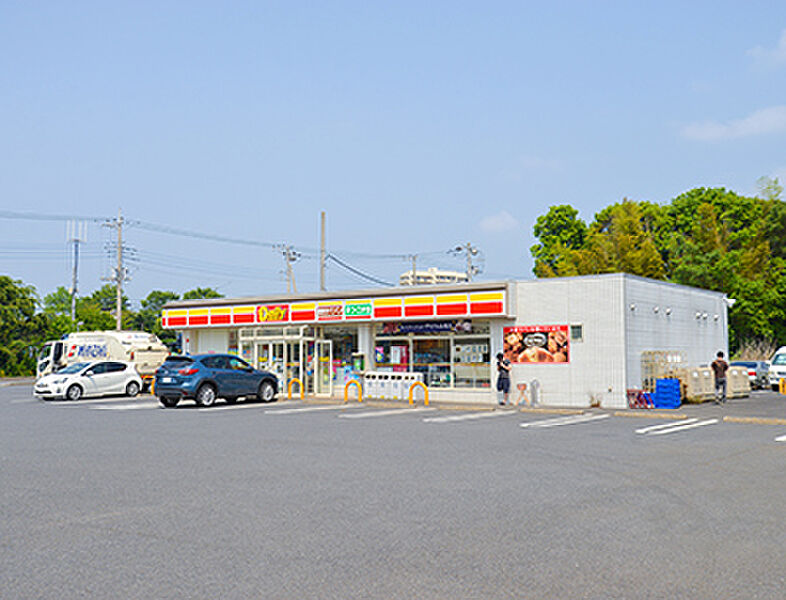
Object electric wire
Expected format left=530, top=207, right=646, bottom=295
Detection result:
left=326, top=253, right=395, bottom=287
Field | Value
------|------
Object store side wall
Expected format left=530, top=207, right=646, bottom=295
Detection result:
left=623, top=279, right=727, bottom=389
left=513, top=277, right=627, bottom=408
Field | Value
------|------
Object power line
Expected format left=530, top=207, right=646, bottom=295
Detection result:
left=327, top=253, right=395, bottom=287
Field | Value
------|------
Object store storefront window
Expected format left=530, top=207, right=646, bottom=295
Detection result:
left=374, top=320, right=491, bottom=389
left=413, top=338, right=451, bottom=387
left=453, top=338, right=491, bottom=388
left=323, top=328, right=359, bottom=385
left=375, top=339, right=410, bottom=372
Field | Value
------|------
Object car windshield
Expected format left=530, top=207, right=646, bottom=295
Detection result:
left=772, top=354, right=786, bottom=366
left=58, top=362, right=91, bottom=374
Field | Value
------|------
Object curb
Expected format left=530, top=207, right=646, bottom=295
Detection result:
left=613, top=410, right=688, bottom=420
left=723, top=416, right=786, bottom=426
left=0, top=378, right=35, bottom=388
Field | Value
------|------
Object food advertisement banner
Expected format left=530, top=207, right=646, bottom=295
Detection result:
left=503, top=325, right=569, bottom=363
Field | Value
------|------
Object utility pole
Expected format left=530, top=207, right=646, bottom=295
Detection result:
left=67, top=221, right=86, bottom=323
left=410, top=254, right=417, bottom=285
left=278, top=244, right=301, bottom=294
left=452, top=242, right=480, bottom=282
left=103, top=209, right=129, bottom=330
left=320, top=211, right=326, bottom=291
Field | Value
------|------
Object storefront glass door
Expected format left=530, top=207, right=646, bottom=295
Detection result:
left=315, top=340, right=333, bottom=396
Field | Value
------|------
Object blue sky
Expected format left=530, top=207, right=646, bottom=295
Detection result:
left=2, top=1, right=785, bottom=305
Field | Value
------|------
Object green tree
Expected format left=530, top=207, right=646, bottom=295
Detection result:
left=182, top=287, right=223, bottom=300
left=530, top=205, right=588, bottom=277
left=132, top=290, right=180, bottom=347
left=43, top=286, right=73, bottom=315
left=89, top=284, right=129, bottom=312
left=0, top=276, right=50, bottom=375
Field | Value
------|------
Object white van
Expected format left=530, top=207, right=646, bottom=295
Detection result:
left=768, top=346, right=786, bottom=390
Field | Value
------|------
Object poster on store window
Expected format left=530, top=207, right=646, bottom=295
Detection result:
left=503, top=325, right=569, bottom=363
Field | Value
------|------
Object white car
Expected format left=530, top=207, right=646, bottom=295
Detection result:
left=34, top=361, right=143, bottom=401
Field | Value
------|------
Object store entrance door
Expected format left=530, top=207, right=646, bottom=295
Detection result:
left=314, top=339, right=333, bottom=397
left=254, top=341, right=287, bottom=389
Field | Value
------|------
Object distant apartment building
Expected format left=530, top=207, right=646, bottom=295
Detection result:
left=399, top=267, right=468, bottom=286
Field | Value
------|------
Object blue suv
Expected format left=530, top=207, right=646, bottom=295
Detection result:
left=155, top=354, right=278, bottom=408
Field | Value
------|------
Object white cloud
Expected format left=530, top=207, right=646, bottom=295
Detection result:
left=748, top=29, right=786, bottom=66
left=681, top=105, right=786, bottom=141
left=480, top=210, right=519, bottom=233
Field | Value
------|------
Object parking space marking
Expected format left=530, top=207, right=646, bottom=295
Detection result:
left=51, top=396, right=154, bottom=406
left=636, top=418, right=699, bottom=434
left=423, top=410, right=519, bottom=424
left=339, top=407, right=437, bottom=419
left=197, top=402, right=269, bottom=412
left=774, top=434, right=786, bottom=442
left=645, top=419, right=719, bottom=436
left=91, top=401, right=161, bottom=411
left=520, top=413, right=610, bottom=429
left=265, top=404, right=361, bottom=415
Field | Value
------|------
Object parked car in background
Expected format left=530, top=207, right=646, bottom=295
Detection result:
left=767, top=347, right=786, bottom=390
left=34, top=361, right=143, bottom=401
left=154, top=354, right=278, bottom=408
left=730, top=361, right=769, bottom=390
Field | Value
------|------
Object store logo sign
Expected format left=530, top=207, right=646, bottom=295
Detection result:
left=345, top=302, right=372, bottom=317
left=317, top=305, right=343, bottom=320
left=257, top=304, right=289, bottom=322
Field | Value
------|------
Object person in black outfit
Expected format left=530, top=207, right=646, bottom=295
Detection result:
left=496, top=352, right=511, bottom=405
left=711, top=350, right=729, bottom=404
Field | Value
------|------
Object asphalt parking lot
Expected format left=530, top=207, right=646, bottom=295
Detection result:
left=2, top=383, right=786, bottom=599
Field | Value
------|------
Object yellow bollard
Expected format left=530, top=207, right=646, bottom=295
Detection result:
left=344, top=379, right=362, bottom=403
left=408, top=381, right=429, bottom=406
left=287, top=378, right=304, bottom=400
left=780, top=378, right=786, bottom=395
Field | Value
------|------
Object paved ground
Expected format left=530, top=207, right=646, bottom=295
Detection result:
left=2, top=384, right=786, bottom=599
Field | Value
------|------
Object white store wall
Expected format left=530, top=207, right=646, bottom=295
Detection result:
left=512, top=276, right=627, bottom=408
left=623, top=277, right=727, bottom=389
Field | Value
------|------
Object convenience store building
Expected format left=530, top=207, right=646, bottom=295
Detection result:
left=160, top=274, right=729, bottom=409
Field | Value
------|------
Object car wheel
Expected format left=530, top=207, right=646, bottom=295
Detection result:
left=159, top=396, right=179, bottom=408
left=126, top=381, right=141, bottom=397
left=257, top=380, right=276, bottom=403
left=196, top=384, right=217, bottom=407
left=66, top=385, right=83, bottom=401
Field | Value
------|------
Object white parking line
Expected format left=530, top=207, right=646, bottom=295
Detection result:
left=339, top=407, right=436, bottom=419
left=774, top=434, right=786, bottom=443
left=646, top=419, right=719, bottom=436
left=519, top=413, right=609, bottom=429
left=265, top=404, right=360, bottom=415
left=423, top=410, right=519, bottom=424
left=51, top=396, right=154, bottom=406
left=91, top=402, right=161, bottom=411
left=636, top=418, right=698, bottom=434
left=197, top=402, right=269, bottom=412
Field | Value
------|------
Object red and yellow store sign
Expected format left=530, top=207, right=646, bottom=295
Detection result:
left=162, top=289, right=507, bottom=328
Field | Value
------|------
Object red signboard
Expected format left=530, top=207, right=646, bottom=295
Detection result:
left=503, top=325, right=569, bottom=363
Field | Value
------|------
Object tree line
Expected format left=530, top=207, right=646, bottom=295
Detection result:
left=2, top=181, right=782, bottom=374
left=530, top=180, right=785, bottom=353
left=0, top=278, right=221, bottom=376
